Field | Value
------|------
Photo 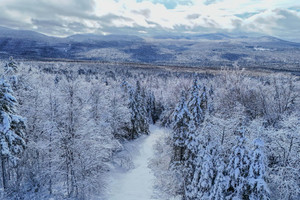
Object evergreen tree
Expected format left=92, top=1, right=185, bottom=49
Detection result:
left=188, top=79, right=203, bottom=127
left=139, top=85, right=149, bottom=134
left=129, top=88, right=138, bottom=139
left=184, top=118, right=198, bottom=170
left=210, top=157, right=227, bottom=200
left=190, top=142, right=216, bottom=200
left=146, top=91, right=156, bottom=124
left=184, top=118, right=199, bottom=198
left=4, top=56, right=19, bottom=89
left=208, top=85, right=214, bottom=113
left=200, top=86, right=208, bottom=112
left=120, top=79, right=130, bottom=93
left=172, top=91, right=190, bottom=162
left=128, top=81, right=149, bottom=139
left=209, top=85, right=214, bottom=97
left=4, top=56, right=18, bottom=75
left=184, top=81, right=214, bottom=200
left=226, top=130, right=251, bottom=200
left=249, top=138, right=269, bottom=200
left=0, top=78, right=26, bottom=190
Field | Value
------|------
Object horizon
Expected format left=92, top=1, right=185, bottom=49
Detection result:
left=0, top=25, right=298, bottom=44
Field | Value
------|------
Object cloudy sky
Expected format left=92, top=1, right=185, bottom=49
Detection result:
left=0, top=0, right=300, bottom=41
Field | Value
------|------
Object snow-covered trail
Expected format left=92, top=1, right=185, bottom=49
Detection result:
left=106, top=125, right=164, bottom=200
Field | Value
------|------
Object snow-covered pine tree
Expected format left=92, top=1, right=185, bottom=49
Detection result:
left=190, top=142, right=217, bottom=200
left=208, top=85, right=214, bottom=113
left=226, top=129, right=251, bottom=200
left=184, top=118, right=199, bottom=198
left=128, top=81, right=149, bottom=139
left=121, top=79, right=130, bottom=93
left=184, top=118, right=198, bottom=168
left=139, top=85, right=150, bottom=134
left=248, top=138, right=269, bottom=200
left=146, top=91, right=156, bottom=124
left=188, top=79, right=203, bottom=127
left=210, top=157, right=227, bottom=200
left=3, top=57, right=19, bottom=89
left=4, top=57, right=18, bottom=75
left=172, top=91, right=190, bottom=162
left=209, top=85, right=214, bottom=97
left=0, top=77, right=26, bottom=190
left=129, top=88, right=138, bottom=139
left=200, top=86, right=208, bottom=112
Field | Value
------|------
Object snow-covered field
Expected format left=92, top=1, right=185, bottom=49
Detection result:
left=106, top=126, right=165, bottom=200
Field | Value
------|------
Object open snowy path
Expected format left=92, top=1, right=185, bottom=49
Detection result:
left=106, top=125, right=164, bottom=200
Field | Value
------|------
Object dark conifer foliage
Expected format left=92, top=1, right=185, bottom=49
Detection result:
left=0, top=72, right=25, bottom=192
left=128, top=81, right=150, bottom=139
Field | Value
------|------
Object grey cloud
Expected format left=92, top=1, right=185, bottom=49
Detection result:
left=203, top=17, right=218, bottom=28
left=98, top=14, right=134, bottom=25
left=0, top=16, right=30, bottom=30
left=274, top=9, right=300, bottom=28
left=243, top=9, right=300, bottom=41
left=0, top=0, right=299, bottom=42
left=6, top=0, right=95, bottom=19
left=0, top=0, right=100, bottom=36
left=186, top=14, right=201, bottom=20
left=31, top=19, right=64, bottom=28
left=145, top=20, right=160, bottom=27
left=231, top=18, right=243, bottom=29
left=131, top=9, right=151, bottom=18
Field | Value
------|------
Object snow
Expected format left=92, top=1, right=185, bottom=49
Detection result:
left=106, top=125, right=165, bottom=200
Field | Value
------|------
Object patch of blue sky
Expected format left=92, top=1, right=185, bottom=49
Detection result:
left=289, top=6, right=300, bottom=12
left=235, top=11, right=261, bottom=19
left=136, top=0, right=193, bottom=9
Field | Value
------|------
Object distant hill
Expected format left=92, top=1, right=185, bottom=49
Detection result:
left=0, top=26, right=300, bottom=73
left=153, top=33, right=232, bottom=40
left=67, top=34, right=144, bottom=42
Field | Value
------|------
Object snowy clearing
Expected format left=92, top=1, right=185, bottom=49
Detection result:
left=105, top=125, right=165, bottom=200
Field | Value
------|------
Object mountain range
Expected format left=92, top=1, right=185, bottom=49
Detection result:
left=0, top=26, right=300, bottom=73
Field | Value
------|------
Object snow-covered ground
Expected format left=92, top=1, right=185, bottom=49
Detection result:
left=105, top=125, right=165, bottom=200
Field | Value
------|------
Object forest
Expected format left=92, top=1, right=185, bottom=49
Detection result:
left=0, top=58, right=299, bottom=200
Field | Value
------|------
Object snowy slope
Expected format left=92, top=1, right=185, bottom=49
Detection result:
left=106, top=125, right=165, bottom=200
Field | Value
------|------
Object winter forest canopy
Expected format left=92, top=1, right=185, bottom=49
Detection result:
left=0, top=57, right=299, bottom=200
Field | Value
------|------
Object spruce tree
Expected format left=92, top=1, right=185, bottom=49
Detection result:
left=208, top=85, right=214, bottom=113
left=0, top=77, right=26, bottom=190
left=188, top=79, right=203, bottom=127
left=139, top=85, right=149, bottom=134
left=210, top=157, right=227, bottom=200
left=190, top=142, right=216, bottom=200
left=4, top=56, right=19, bottom=89
left=226, top=130, right=251, bottom=200
left=200, top=86, right=208, bottom=112
left=128, top=81, right=149, bottom=139
left=4, top=56, right=18, bottom=75
left=129, top=88, right=139, bottom=139
left=249, top=138, right=269, bottom=200
left=146, top=91, right=156, bottom=124
left=172, top=91, right=190, bottom=162
left=184, top=80, right=213, bottom=199
left=184, top=118, right=199, bottom=199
